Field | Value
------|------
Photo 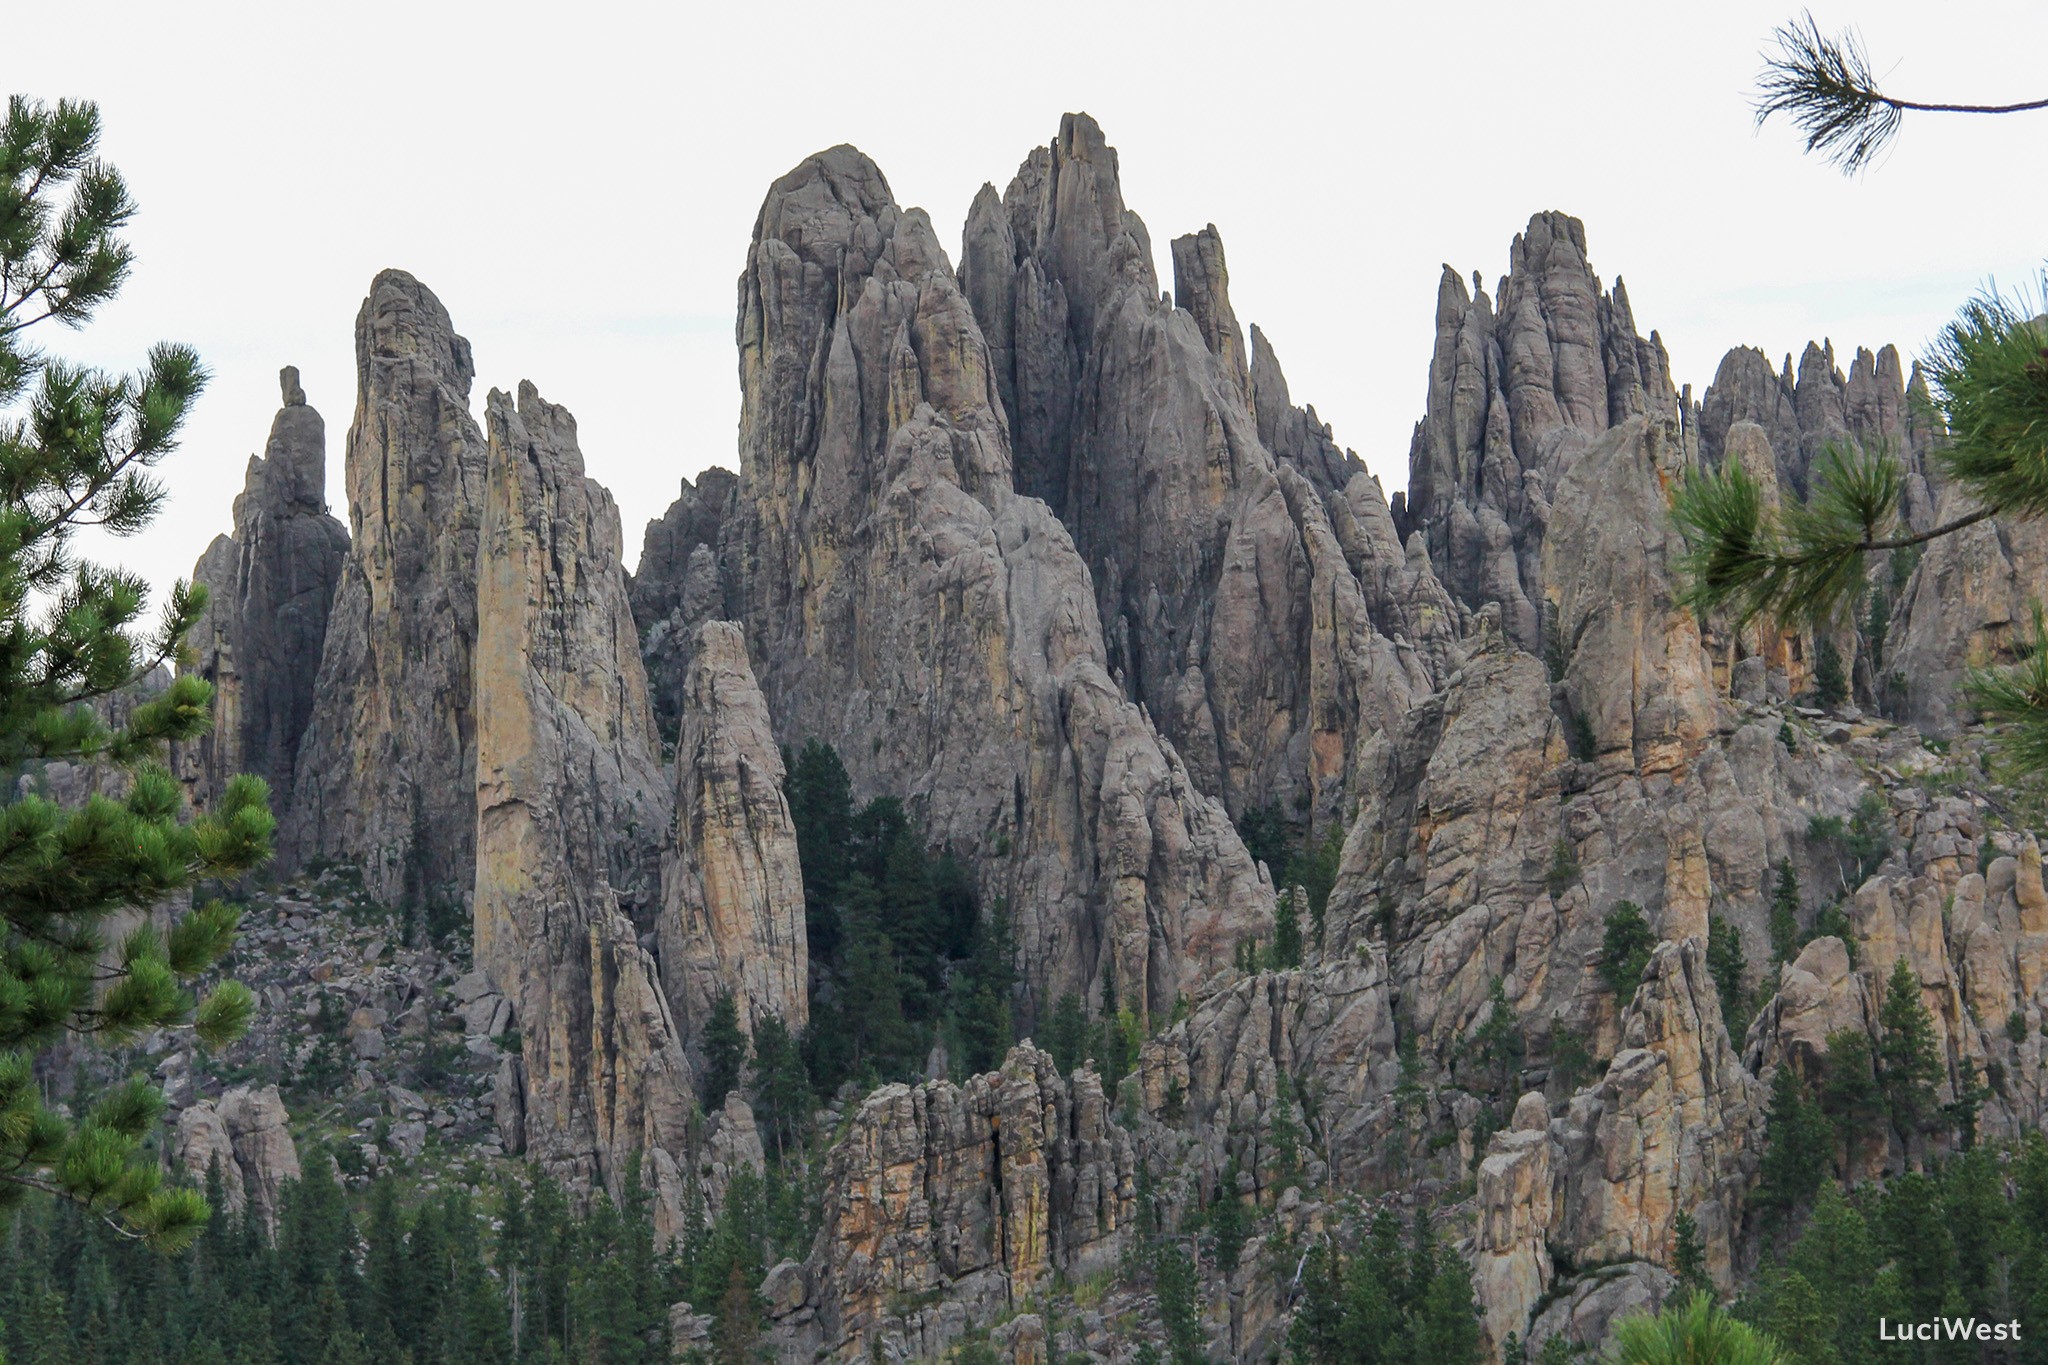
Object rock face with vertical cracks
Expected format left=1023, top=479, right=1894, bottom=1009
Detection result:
left=472, top=379, right=689, bottom=1208
left=180, top=366, right=348, bottom=819
left=286, top=271, right=487, bottom=905
left=1698, top=339, right=1946, bottom=529
left=630, top=467, right=740, bottom=739
left=658, top=619, right=809, bottom=1058
left=767, top=1045, right=1135, bottom=1362
left=1884, top=502, right=2048, bottom=733
left=955, top=115, right=1442, bottom=822
left=729, top=142, right=1269, bottom=1020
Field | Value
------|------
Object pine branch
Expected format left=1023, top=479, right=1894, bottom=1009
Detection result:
left=1757, top=11, right=2048, bottom=173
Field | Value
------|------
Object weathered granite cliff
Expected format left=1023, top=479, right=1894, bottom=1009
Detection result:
left=472, top=379, right=689, bottom=1209
left=957, top=115, right=1440, bottom=824
left=286, top=271, right=487, bottom=905
left=657, top=619, right=810, bottom=1052
left=768, top=1045, right=1136, bottom=1361
left=718, top=141, right=1270, bottom=1021
left=180, top=366, right=348, bottom=816
left=630, top=467, right=740, bottom=739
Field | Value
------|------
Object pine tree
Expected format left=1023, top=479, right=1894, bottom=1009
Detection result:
left=749, top=1013, right=811, bottom=1160
left=1673, top=1211, right=1711, bottom=1299
left=1881, top=1173, right=1956, bottom=1321
left=1599, top=901, right=1656, bottom=999
left=1470, top=975, right=1524, bottom=1105
left=1813, top=637, right=1847, bottom=708
left=1235, top=804, right=1291, bottom=879
left=1946, top=1056, right=1992, bottom=1151
left=1877, top=958, right=1943, bottom=1161
left=710, top=1261, right=761, bottom=1365
left=1337, top=1249, right=1403, bottom=1365
left=1546, top=1016, right=1593, bottom=1096
left=1287, top=1240, right=1346, bottom=1365
left=1755, top=1065, right=1831, bottom=1226
left=1152, top=1241, right=1203, bottom=1365
left=1271, top=889, right=1303, bottom=969
left=1044, top=991, right=1086, bottom=1075
left=1707, top=915, right=1750, bottom=1037
left=1413, top=1250, right=1484, bottom=1365
left=0, top=96, right=271, bottom=1251
left=950, top=895, right=1014, bottom=1075
left=362, top=1176, right=406, bottom=1346
left=700, top=993, right=748, bottom=1111
left=1944, top=1147, right=2010, bottom=1317
left=1208, top=1158, right=1248, bottom=1275
left=1769, top=861, right=1801, bottom=964
left=785, top=739, right=852, bottom=961
left=1284, top=821, right=1346, bottom=939
left=1817, top=1029, right=1884, bottom=1162
left=1267, top=1071, right=1305, bottom=1192
left=835, top=873, right=917, bottom=1082
left=1752, top=1269, right=1839, bottom=1365
left=1608, top=1293, right=1788, bottom=1365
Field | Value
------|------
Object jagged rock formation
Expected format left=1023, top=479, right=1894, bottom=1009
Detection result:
left=722, top=140, right=1270, bottom=1019
left=1544, top=416, right=1719, bottom=782
left=657, top=620, right=809, bottom=1054
left=158, top=116, right=2048, bottom=1365
left=171, top=1084, right=302, bottom=1236
left=471, top=379, right=689, bottom=1210
left=1467, top=941, right=1764, bottom=1357
left=1401, top=214, right=1678, bottom=655
left=1697, top=339, right=1946, bottom=530
left=768, top=1045, right=1135, bottom=1361
left=956, top=115, right=1440, bottom=821
left=180, top=367, right=348, bottom=815
left=287, top=271, right=487, bottom=904
left=630, top=467, right=740, bottom=738
left=1554, top=941, right=1763, bottom=1285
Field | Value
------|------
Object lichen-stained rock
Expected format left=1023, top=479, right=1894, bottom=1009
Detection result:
left=1140, top=954, right=1401, bottom=1190
left=1884, top=495, right=2048, bottom=733
left=784, top=1046, right=1135, bottom=1360
left=180, top=367, right=349, bottom=820
left=1543, top=416, right=1718, bottom=781
left=960, top=114, right=1432, bottom=823
left=286, top=272, right=487, bottom=903
left=1556, top=941, right=1764, bottom=1289
left=731, top=140, right=1269, bottom=1019
left=1470, top=1092, right=1558, bottom=1356
left=657, top=620, right=808, bottom=1060
left=213, top=1084, right=302, bottom=1237
left=1745, top=805, right=2048, bottom=1158
left=1526, top=1263, right=1676, bottom=1357
left=171, top=1101, right=242, bottom=1210
left=472, top=378, right=690, bottom=1206
left=630, top=467, right=740, bottom=738
left=1747, top=935, right=1870, bottom=1077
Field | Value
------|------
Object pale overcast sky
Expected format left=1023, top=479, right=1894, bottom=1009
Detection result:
left=13, top=0, right=2048, bottom=596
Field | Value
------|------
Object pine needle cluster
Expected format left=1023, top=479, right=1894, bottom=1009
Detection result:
left=0, top=96, right=269, bottom=1252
